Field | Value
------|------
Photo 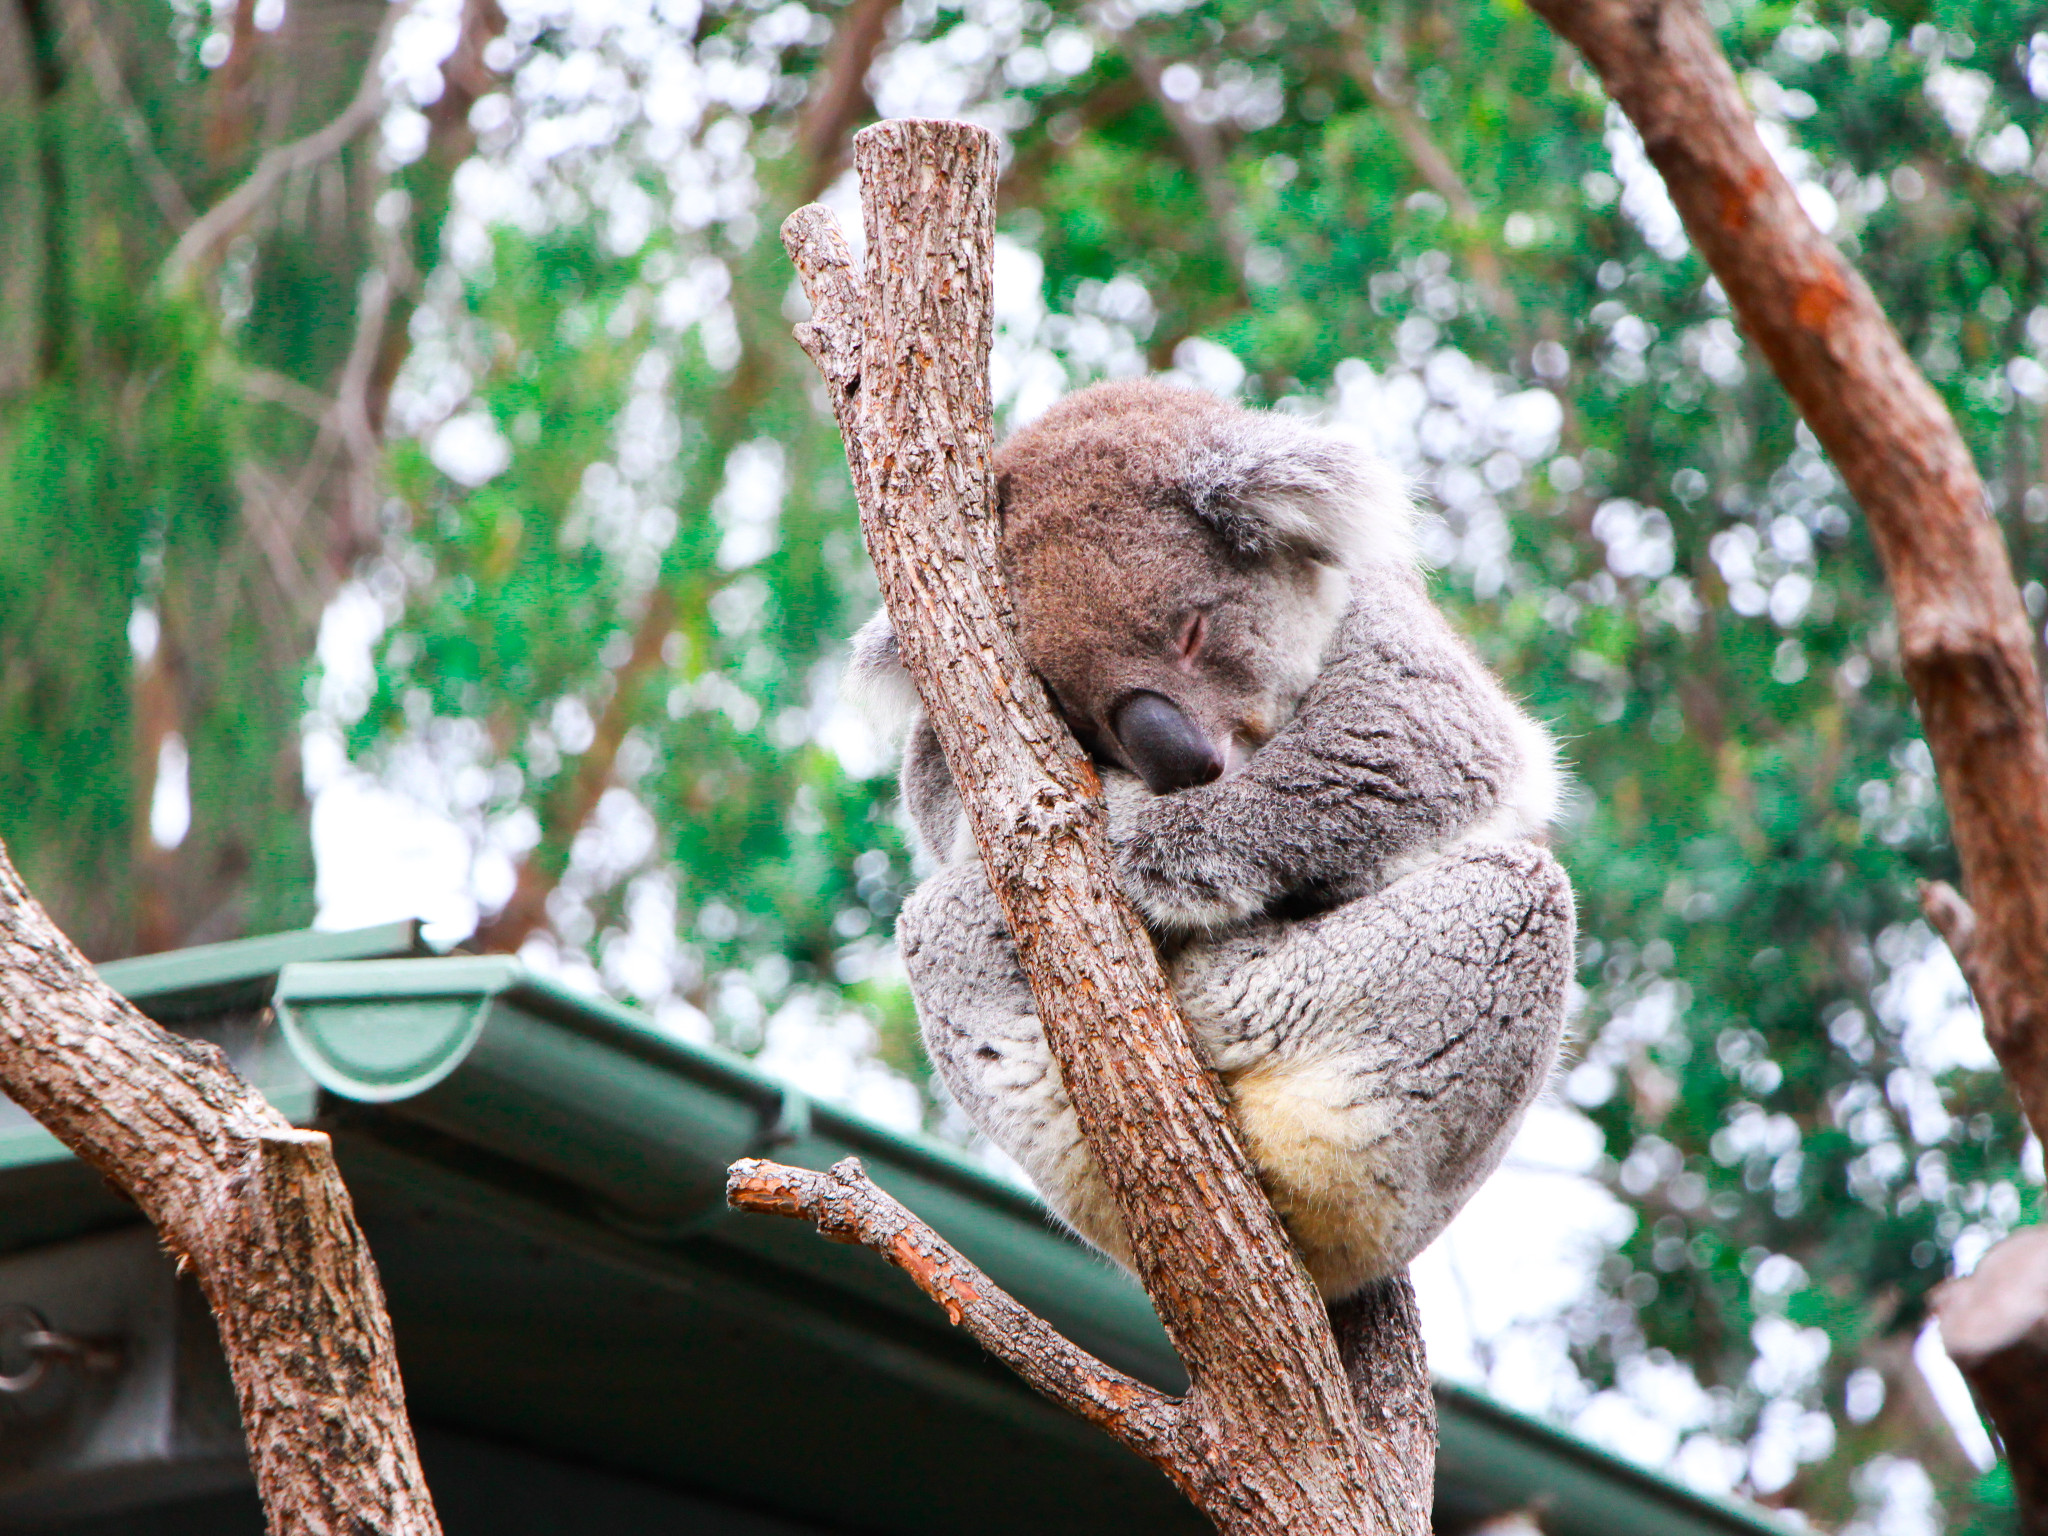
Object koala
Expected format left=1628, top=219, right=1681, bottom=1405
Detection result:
left=852, top=379, right=1575, bottom=1300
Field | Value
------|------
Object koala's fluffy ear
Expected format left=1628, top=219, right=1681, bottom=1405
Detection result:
left=1184, top=415, right=1415, bottom=573
left=843, top=607, right=922, bottom=733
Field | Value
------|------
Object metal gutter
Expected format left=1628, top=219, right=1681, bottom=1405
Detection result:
left=97, top=918, right=425, bottom=1019
left=272, top=957, right=1178, bottom=1386
left=0, top=923, right=425, bottom=1179
left=268, top=952, right=1792, bottom=1536
left=1435, top=1381, right=1791, bottom=1536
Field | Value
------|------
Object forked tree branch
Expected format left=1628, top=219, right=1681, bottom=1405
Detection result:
left=1527, top=0, right=2048, bottom=1521
left=735, top=117, right=1432, bottom=1536
left=0, top=837, right=440, bottom=1535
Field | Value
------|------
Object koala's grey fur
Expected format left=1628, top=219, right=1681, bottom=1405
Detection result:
left=852, top=380, right=1575, bottom=1300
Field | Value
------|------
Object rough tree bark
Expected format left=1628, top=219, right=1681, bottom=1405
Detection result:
left=1527, top=0, right=2048, bottom=1521
left=0, top=836, right=441, bottom=1536
left=726, top=118, right=1434, bottom=1536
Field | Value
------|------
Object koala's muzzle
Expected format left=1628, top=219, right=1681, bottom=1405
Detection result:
left=1112, top=692, right=1224, bottom=794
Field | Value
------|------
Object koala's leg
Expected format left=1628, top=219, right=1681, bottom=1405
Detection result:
left=1168, top=839, right=1575, bottom=1300
left=894, top=861, right=1132, bottom=1272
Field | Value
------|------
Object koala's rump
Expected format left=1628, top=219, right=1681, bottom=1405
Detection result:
left=1172, top=838, right=1575, bottom=1298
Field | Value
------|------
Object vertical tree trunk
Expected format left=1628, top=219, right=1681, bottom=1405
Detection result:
left=741, top=117, right=1436, bottom=1536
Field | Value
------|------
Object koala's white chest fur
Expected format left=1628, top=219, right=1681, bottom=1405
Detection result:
left=1225, top=1057, right=1405, bottom=1296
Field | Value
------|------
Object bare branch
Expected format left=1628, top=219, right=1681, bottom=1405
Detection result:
left=237, top=365, right=335, bottom=423
left=1528, top=0, right=2048, bottom=1153
left=236, top=461, right=321, bottom=610
left=160, top=1, right=408, bottom=292
left=0, top=836, right=441, bottom=1535
left=60, top=0, right=195, bottom=230
left=728, top=1157, right=1186, bottom=1467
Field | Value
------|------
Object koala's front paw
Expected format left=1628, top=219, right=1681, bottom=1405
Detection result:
left=1114, top=827, right=1266, bottom=934
left=1097, top=768, right=1266, bottom=933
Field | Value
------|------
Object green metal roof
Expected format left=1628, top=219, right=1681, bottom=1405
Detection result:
left=5, top=924, right=1790, bottom=1536
left=98, top=918, right=428, bottom=1017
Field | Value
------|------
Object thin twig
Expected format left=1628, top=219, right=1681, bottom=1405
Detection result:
left=160, top=0, right=409, bottom=292
left=729, top=1157, right=1185, bottom=1468
left=237, top=366, right=334, bottom=423
left=1337, top=20, right=1519, bottom=333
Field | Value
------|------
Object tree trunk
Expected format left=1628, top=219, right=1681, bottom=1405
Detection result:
left=1528, top=1, right=2048, bottom=1523
left=730, top=117, right=1434, bottom=1536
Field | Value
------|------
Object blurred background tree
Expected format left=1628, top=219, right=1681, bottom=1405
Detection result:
left=2, top=0, right=2045, bottom=1530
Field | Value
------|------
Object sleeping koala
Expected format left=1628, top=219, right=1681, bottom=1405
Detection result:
left=852, top=379, right=1575, bottom=1300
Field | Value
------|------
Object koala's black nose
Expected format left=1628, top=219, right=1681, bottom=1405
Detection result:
left=1111, top=692, right=1225, bottom=794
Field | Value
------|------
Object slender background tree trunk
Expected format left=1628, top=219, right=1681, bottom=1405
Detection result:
left=1528, top=0, right=2048, bottom=1519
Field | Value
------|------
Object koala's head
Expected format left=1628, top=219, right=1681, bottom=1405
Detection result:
left=849, top=380, right=1413, bottom=796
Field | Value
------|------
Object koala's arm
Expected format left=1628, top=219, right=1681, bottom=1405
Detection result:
left=1118, top=566, right=1552, bottom=932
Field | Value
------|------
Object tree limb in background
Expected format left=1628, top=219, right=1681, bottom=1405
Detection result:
left=59, top=0, right=195, bottom=230
left=0, top=836, right=442, bottom=1536
left=1108, top=21, right=1251, bottom=301
left=739, top=117, right=1433, bottom=1536
left=1337, top=20, right=1516, bottom=335
left=474, top=0, right=900, bottom=956
left=1527, top=0, right=2048, bottom=1518
left=1935, top=1227, right=2048, bottom=1533
left=794, top=0, right=895, bottom=202
left=159, top=0, right=408, bottom=293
